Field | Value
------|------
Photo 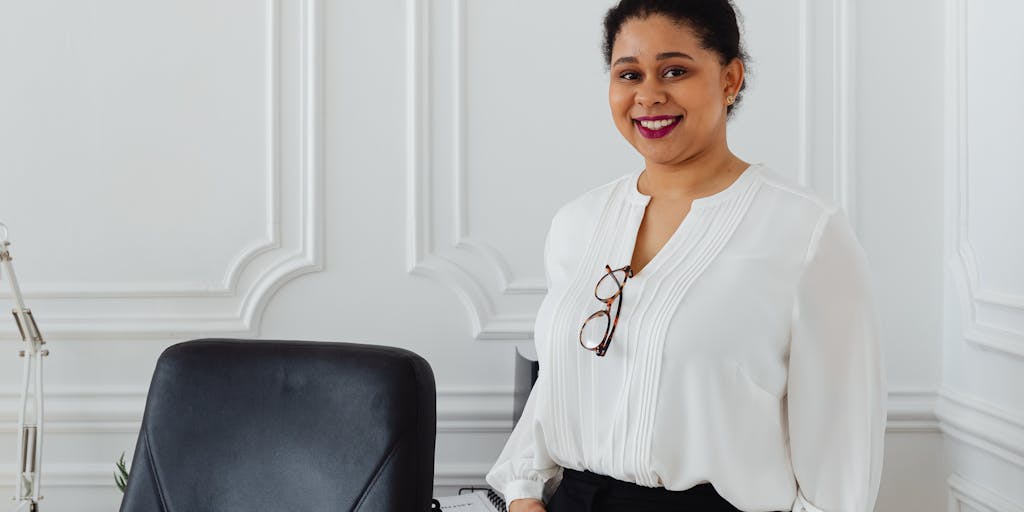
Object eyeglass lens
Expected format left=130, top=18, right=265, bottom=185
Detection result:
left=595, top=268, right=629, bottom=300
left=580, top=311, right=610, bottom=350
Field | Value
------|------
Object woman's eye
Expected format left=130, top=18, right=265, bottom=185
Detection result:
left=619, top=71, right=640, bottom=81
left=663, top=68, right=687, bottom=78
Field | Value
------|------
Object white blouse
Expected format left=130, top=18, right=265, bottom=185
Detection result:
left=485, top=164, right=887, bottom=512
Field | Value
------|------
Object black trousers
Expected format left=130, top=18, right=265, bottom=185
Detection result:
left=546, top=468, right=750, bottom=512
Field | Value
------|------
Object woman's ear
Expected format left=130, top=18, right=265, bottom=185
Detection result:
left=722, top=57, right=745, bottom=98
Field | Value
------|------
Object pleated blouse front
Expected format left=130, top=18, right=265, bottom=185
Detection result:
left=485, top=164, right=887, bottom=512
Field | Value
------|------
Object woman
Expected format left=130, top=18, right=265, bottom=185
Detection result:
left=486, top=1, right=887, bottom=511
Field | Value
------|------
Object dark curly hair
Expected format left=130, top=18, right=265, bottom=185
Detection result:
left=602, top=0, right=750, bottom=116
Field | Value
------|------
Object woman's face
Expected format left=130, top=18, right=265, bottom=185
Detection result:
left=608, top=15, right=742, bottom=166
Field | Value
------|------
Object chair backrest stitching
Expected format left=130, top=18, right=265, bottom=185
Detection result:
left=142, top=430, right=171, bottom=512
left=351, top=430, right=407, bottom=512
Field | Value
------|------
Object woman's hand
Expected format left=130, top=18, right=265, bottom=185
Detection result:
left=508, top=498, right=546, bottom=512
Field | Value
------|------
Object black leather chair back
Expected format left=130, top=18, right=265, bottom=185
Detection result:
left=120, top=338, right=436, bottom=512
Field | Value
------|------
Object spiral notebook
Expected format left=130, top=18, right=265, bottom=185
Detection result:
left=434, top=489, right=507, bottom=512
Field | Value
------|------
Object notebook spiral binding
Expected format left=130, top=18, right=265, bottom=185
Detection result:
left=485, top=489, right=507, bottom=512
left=458, top=486, right=508, bottom=512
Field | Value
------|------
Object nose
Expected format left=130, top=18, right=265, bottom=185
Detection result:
left=635, top=78, right=666, bottom=107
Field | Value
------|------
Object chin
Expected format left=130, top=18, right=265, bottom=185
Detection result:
left=644, top=155, right=684, bottom=166
left=634, top=145, right=687, bottom=165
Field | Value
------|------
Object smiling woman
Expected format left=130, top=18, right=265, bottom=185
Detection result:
left=486, top=1, right=887, bottom=512
left=607, top=14, right=745, bottom=183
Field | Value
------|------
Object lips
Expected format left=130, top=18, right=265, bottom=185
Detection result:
left=634, top=115, right=683, bottom=139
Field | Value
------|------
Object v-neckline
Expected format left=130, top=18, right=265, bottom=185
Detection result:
left=628, top=203, right=691, bottom=279
left=623, top=164, right=759, bottom=280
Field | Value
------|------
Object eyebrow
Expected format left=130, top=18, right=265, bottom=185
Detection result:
left=612, top=52, right=695, bottom=67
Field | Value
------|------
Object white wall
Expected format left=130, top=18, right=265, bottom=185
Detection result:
left=938, top=0, right=1024, bottom=510
left=856, top=0, right=947, bottom=508
left=0, top=0, right=1012, bottom=510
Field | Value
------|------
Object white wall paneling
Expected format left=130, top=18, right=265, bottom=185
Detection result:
left=0, top=386, right=938, bottom=472
left=947, top=474, right=1024, bottom=512
left=887, top=389, right=941, bottom=433
left=0, top=389, right=938, bottom=436
left=0, top=0, right=992, bottom=508
left=0, top=387, right=514, bottom=494
left=944, top=0, right=1024, bottom=359
left=0, top=0, right=324, bottom=339
left=0, top=388, right=514, bottom=437
left=831, top=0, right=857, bottom=228
left=0, top=463, right=501, bottom=496
left=936, top=389, right=1024, bottom=469
left=405, top=0, right=561, bottom=341
left=941, top=0, right=1024, bottom=509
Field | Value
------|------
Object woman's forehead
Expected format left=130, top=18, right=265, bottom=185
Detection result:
left=611, top=16, right=705, bottom=60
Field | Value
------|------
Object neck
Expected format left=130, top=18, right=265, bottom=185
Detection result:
left=639, top=142, right=747, bottom=202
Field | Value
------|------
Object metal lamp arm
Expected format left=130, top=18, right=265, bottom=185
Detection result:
left=1, top=223, right=47, bottom=512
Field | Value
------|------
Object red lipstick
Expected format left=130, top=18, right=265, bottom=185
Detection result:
left=634, top=115, right=683, bottom=139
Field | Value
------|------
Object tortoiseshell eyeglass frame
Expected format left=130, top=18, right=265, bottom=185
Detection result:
left=579, top=264, right=632, bottom=357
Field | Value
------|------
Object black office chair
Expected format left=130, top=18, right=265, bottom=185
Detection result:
left=119, top=338, right=436, bottom=512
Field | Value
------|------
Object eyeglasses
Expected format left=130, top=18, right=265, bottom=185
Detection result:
left=579, top=264, right=632, bottom=357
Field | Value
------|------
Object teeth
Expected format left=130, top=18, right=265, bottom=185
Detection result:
left=638, top=117, right=678, bottom=130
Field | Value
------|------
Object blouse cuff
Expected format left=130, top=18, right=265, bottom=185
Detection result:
left=501, top=479, right=545, bottom=505
left=792, top=491, right=826, bottom=512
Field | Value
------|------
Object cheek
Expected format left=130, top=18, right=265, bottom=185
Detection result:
left=608, top=93, right=635, bottom=133
left=684, top=83, right=725, bottom=115
left=608, top=87, right=630, bottom=113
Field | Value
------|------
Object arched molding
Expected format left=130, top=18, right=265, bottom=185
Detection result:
left=944, top=0, right=1024, bottom=358
left=0, top=0, right=324, bottom=339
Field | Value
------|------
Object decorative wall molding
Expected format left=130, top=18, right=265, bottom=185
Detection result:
left=887, top=388, right=941, bottom=433
left=0, top=386, right=512, bottom=493
left=795, top=0, right=811, bottom=188
left=944, top=0, right=1024, bottom=359
left=0, top=464, right=119, bottom=489
left=0, top=386, right=515, bottom=436
left=936, top=388, right=1024, bottom=469
left=832, top=0, right=857, bottom=230
left=433, top=387, right=516, bottom=433
left=433, top=463, right=494, bottom=487
left=0, top=387, right=941, bottom=495
left=800, top=0, right=857, bottom=224
left=0, top=0, right=282, bottom=301
left=0, top=463, right=497, bottom=490
left=404, top=0, right=431, bottom=278
left=0, top=387, right=146, bottom=434
left=947, top=474, right=1024, bottom=512
left=0, top=387, right=934, bottom=435
left=407, top=0, right=852, bottom=340
left=404, top=0, right=538, bottom=340
left=0, top=0, right=324, bottom=340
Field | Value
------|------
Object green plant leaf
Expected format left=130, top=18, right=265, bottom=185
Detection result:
left=115, top=452, right=130, bottom=493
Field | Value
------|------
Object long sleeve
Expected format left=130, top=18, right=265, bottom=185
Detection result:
left=485, top=215, right=564, bottom=504
left=787, top=209, right=888, bottom=512
left=485, top=377, right=562, bottom=503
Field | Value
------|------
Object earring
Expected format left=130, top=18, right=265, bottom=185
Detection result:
left=726, top=95, right=736, bottom=105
